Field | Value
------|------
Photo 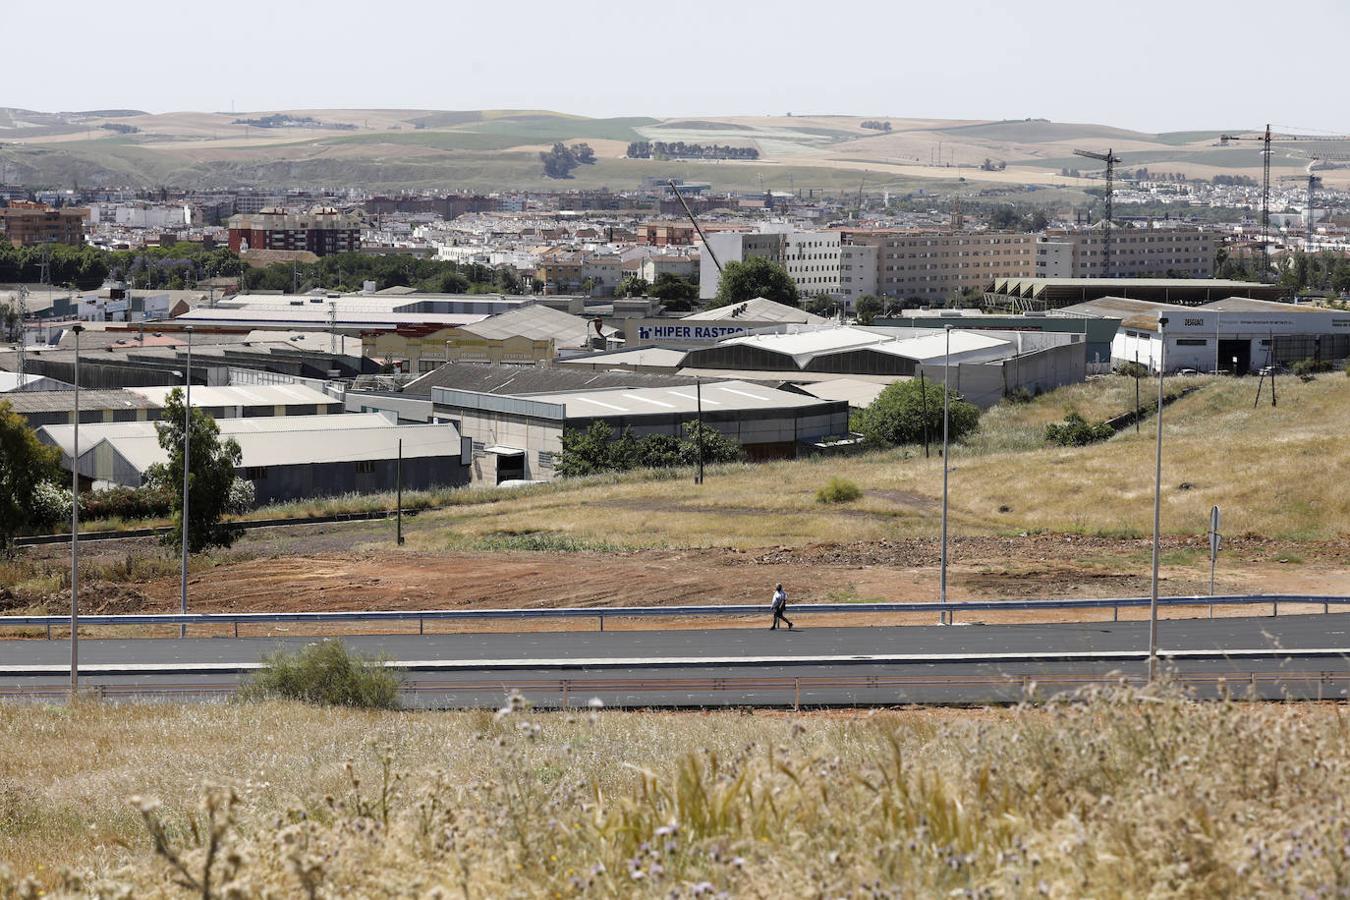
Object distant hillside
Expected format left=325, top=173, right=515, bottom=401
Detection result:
left=0, top=107, right=1341, bottom=194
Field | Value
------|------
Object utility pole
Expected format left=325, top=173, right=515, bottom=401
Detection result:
left=1261, top=124, right=1272, bottom=278
left=396, top=439, right=404, bottom=545
left=180, top=327, right=193, bottom=638
left=919, top=370, right=930, bottom=458
left=939, top=325, right=952, bottom=626
left=70, top=324, right=84, bottom=701
left=694, top=378, right=704, bottom=485
left=1134, top=349, right=1141, bottom=433
left=1148, top=316, right=1168, bottom=683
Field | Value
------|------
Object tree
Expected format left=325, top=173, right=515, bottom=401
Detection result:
left=854, top=294, right=882, bottom=325
left=0, top=401, right=63, bottom=552
left=555, top=420, right=745, bottom=478
left=540, top=142, right=580, bottom=179
left=616, top=275, right=649, bottom=298
left=648, top=273, right=698, bottom=310
left=145, top=389, right=243, bottom=553
left=679, top=421, right=746, bottom=466
left=572, top=143, right=596, bottom=165
left=851, top=379, right=980, bottom=447
left=712, top=256, right=799, bottom=308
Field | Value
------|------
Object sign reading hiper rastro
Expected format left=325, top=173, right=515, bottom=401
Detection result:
left=629, top=318, right=788, bottom=346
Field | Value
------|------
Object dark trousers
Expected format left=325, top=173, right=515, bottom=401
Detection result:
left=771, top=607, right=793, bottom=630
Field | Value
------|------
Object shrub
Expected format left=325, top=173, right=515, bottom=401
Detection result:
left=239, top=640, right=401, bottom=709
left=226, top=478, right=255, bottom=515
left=1045, top=411, right=1115, bottom=446
left=1115, top=361, right=1149, bottom=379
left=816, top=477, right=862, bottom=504
left=1292, top=358, right=1333, bottom=381
left=30, top=481, right=73, bottom=530
left=79, top=485, right=174, bottom=521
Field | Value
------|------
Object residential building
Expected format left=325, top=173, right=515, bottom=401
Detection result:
left=843, top=230, right=1039, bottom=303
left=635, top=222, right=698, bottom=246
left=1042, top=225, right=1218, bottom=278
left=226, top=207, right=361, bottom=256
left=1, top=201, right=87, bottom=247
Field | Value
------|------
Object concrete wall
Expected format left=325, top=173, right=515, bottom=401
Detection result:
left=918, top=342, right=1087, bottom=409
left=248, top=456, right=469, bottom=504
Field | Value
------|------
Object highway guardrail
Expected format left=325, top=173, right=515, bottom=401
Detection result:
left=2, top=593, right=1347, bottom=638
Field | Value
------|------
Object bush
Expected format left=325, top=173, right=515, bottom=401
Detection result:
left=1045, top=411, right=1116, bottom=446
left=1291, top=358, right=1333, bottom=381
left=1115, top=361, right=1149, bottom=379
left=79, top=485, right=174, bottom=521
left=226, top=478, right=255, bottom=515
left=29, top=481, right=73, bottom=530
left=816, top=477, right=862, bottom=504
left=556, top=421, right=745, bottom=479
left=239, top=640, right=401, bottom=709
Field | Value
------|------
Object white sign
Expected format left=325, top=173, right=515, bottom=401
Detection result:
left=630, top=319, right=756, bottom=346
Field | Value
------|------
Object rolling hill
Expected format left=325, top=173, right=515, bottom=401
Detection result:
left=0, top=107, right=1342, bottom=194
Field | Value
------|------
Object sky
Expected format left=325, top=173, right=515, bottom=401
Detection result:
left=6, top=0, right=1349, bottom=134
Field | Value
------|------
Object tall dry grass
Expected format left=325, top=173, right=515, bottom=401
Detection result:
left=400, top=374, right=1350, bottom=549
left=2, top=690, right=1348, bottom=897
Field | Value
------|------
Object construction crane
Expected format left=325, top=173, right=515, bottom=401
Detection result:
left=1073, top=147, right=1121, bottom=277
left=15, top=285, right=28, bottom=382
left=667, top=179, right=721, bottom=274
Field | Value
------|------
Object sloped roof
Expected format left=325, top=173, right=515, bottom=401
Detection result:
left=684, top=298, right=826, bottom=324
left=457, top=304, right=615, bottom=345
left=40, top=413, right=396, bottom=459
left=128, top=384, right=340, bottom=409
left=405, top=362, right=700, bottom=396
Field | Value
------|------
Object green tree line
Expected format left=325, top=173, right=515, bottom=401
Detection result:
left=239, top=253, right=526, bottom=294
left=0, top=242, right=245, bottom=291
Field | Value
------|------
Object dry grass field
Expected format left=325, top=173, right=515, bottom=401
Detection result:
left=1, top=689, right=1348, bottom=897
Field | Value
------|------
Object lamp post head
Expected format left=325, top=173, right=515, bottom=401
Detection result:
left=71, top=324, right=84, bottom=334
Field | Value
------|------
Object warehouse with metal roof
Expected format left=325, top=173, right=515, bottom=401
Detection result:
left=43, top=414, right=468, bottom=503
left=1059, top=296, right=1350, bottom=373
left=986, top=277, right=1289, bottom=311
left=432, top=379, right=850, bottom=484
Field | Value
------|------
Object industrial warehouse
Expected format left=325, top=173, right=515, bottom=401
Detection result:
left=1059, top=296, right=1350, bottom=372
left=432, top=379, right=850, bottom=484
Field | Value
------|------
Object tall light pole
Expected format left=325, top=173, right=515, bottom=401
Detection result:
left=180, top=326, right=193, bottom=639
left=939, top=324, right=952, bottom=625
left=70, top=324, right=84, bottom=701
left=1148, top=316, right=1168, bottom=682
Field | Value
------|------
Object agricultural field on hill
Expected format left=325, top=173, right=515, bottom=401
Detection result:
left=2, top=690, right=1348, bottom=896
left=3, top=107, right=1334, bottom=191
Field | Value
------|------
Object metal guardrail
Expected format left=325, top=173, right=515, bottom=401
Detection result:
left=2, top=594, right=1347, bottom=636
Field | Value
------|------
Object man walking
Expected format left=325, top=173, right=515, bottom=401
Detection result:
left=770, top=583, right=794, bottom=631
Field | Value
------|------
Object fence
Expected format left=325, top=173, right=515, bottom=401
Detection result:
left=3, top=594, right=1348, bottom=638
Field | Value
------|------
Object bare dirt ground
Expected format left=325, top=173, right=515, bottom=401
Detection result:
left=10, top=524, right=1346, bottom=638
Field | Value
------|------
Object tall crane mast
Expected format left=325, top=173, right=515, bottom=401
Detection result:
left=1073, top=147, right=1121, bottom=277
left=1261, top=124, right=1271, bottom=275
left=667, top=180, right=721, bottom=274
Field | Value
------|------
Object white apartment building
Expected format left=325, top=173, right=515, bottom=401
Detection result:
left=844, top=231, right=1039, bottom=302
left=699, top=229, right=872, bottom=306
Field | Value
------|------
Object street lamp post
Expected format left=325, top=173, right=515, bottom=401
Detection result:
left=180, top=327, right=193, bottom=638
left=70, top=324, right=84, bottom=700
left=940, top=324, right=952, bottom=626
left=1148, top=316, right=1168, bottom=682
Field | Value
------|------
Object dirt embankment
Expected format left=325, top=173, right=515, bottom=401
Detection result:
left=32, top=533, right=1333, bottom=615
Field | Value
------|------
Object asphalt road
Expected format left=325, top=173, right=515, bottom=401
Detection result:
left=2, top=614, right=1347, bottom=707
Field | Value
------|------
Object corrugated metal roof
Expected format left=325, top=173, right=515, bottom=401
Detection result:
left=128, top=384, right=341, bottom=408
left=407, top=363, right=701, bottom=396
left=92, top=422, right=459, bottom=474
left=40, top=413, right=395, bottom=458
left=0, top=389, right=158, bottom=414
left=456, top=304, right=613, bottom=344
left=523, top=379, right=835, bottom=416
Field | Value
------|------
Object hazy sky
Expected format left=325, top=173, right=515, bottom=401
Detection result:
left=8, top=0, right=1348, bottom=134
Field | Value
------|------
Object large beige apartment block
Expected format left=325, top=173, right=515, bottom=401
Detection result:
left=1043, top=226, right=1217, bottom=278
left=843, top=230, right=1038, bottom=302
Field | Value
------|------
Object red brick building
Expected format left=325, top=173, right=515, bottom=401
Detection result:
left=226, top=208, right=360, bottom=256
left=634, top=222, right=697, bottom=246
left=0, top=201, right=88, bottom=247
